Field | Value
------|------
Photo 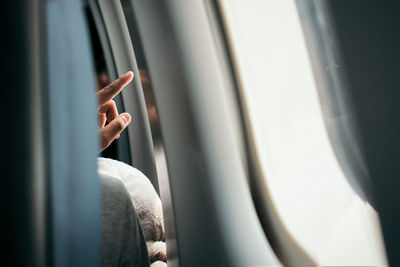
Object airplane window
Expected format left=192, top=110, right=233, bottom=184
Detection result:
left=218, top=0, right=387, bottom=266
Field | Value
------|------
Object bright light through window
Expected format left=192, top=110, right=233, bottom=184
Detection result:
left=219, top=0, right=387, bottom=265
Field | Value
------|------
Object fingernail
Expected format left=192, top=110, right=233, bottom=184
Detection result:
left=122, top=113, right=131, bottom=124
left=123, top=71, right=134, bottom=78
left=120, top=115, right=127, bottom=125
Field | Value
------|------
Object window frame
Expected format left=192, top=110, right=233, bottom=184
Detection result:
left=127, top=0, right=281, bottom=266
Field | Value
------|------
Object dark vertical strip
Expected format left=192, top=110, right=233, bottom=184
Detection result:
left=327, top=1, right=400, bottom=265
left=0, top=0, right=35, bottom=266
left=0, top=0, right=34, bottom=266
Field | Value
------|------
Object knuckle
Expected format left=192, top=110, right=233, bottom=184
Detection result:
left=115, top=119, right=125, bottom=131
left=100, top=129, right=111, bottom=144
left=109, top=101, right=117, bottom=111
left=114, top=78, right=122, bottom=87
left=105, top=83, right=114, bottom=93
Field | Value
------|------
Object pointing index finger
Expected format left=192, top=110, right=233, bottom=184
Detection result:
left=97, top=71, right=134, bottom=105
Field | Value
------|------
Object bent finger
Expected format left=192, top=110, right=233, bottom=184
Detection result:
left=99, top=100, right=118, bottom=123
left=99, top=113, right=131, bottom=151
left=98, top=113, right=106, bottom=128
left=97, top=71, right=134, bottom=105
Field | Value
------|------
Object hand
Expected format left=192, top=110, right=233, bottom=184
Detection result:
left=97, top=71, right=133, bottom=151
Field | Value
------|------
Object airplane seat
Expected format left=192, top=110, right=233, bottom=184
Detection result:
left=101, top=175, right=149, bottom=266
left=98, top=157, right=167, bottom=265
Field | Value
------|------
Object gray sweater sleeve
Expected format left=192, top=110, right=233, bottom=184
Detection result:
left=101, top=176, right=150, bottom=267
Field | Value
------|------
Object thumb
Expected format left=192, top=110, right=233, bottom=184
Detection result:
left=99, top=113, right=131, bottom=151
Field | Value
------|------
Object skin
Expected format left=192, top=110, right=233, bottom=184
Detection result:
left=98, top=71, right=133, bottom=151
